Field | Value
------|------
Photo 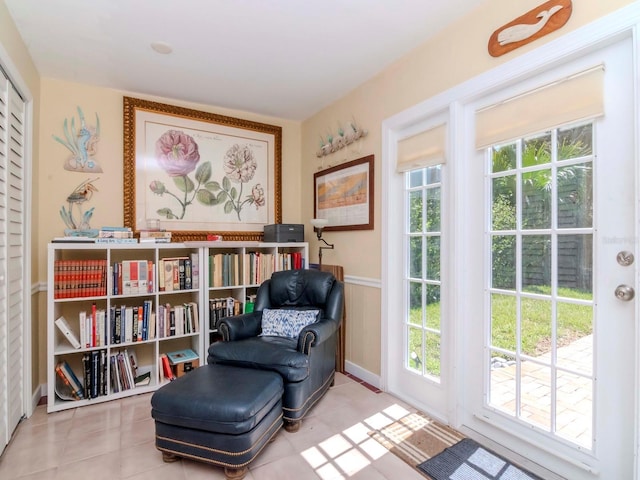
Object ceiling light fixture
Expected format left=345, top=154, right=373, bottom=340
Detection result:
left=150, top=41, right=173, bottom=54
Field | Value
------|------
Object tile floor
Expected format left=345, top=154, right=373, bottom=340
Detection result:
left=0, top=373, right=428, bottom=480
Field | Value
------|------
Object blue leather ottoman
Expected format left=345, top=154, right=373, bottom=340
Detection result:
left=151, top=364, right=283, bottom=480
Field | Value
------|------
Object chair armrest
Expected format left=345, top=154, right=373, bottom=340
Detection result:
left=218, top=312, right=262, bottom=341
left=297, top=318, right=340, bottom=354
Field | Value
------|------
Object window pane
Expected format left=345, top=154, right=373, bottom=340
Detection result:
left=556, top=372, right=592, bottom=448
left=409, top=169, right=423, bottom=188
left=523, top=132, right=551, bottom=167
left=426, top=284, right=441, bottom=331
left=409, top=236, right=423, bottom=278
left=491, top=293, right=516, bottom=352
left=492, top=143, right=516, bottom=172
left=520, top=364, right=551, bottom=429
left=557, top=234, right=592, bottom=299
left=409, top=190, right=423, bottom=233
left=408, top=281, right=422, bottom=326
left=408, top=326, right=423, bottom=372
left=522, top=169, right=551, bottom=229
left=426, top=165, right=441, bottom=185
left=557, top=162, right=593, bottom=228
left=558, top=123, right=592, bottom=160
left=492, top=175, right=516, bottom=231
left=522, top=235, right=551, bottom=293
left=492, top=235, right=515, bottom=290
left=521, top=297, right=552, bottom=357
left=490, top=351, right=516, bottom=415
left=426, top=237, right=440, bottom=281
left=557, top=302, right=593, bottom=375
left=426, top=186, right=441, bottom=232
left=425, top=332, right=441, bottom=377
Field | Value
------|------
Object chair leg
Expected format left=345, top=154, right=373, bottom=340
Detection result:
left=224, top=466, right=248, bottom=480
left=284, top=419, right=301, bottom=433
left=162, top=451, right=180, bottom=463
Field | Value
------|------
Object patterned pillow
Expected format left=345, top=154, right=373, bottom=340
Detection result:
left=260, top=309, right=320, bottom=339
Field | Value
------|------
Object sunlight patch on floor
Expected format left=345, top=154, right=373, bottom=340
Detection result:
left=300, top=403, right=413, bottom=479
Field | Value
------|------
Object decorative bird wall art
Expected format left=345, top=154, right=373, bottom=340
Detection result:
left=59, top=177, right=99, bottom=237
left=488, top=0, right=572, bottom=57
left=52, top=106, right=103, bottom=173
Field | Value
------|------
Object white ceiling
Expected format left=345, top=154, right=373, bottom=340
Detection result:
left=5, top=0, right=486, bottom=120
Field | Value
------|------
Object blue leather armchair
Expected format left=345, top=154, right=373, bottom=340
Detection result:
left=207, top=269, right=344, bottom=432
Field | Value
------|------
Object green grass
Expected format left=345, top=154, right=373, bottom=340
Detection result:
left=407, top=286, right=593, bottom=373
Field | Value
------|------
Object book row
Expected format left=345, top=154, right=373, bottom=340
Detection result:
left=209, top=297, right=245, bottom=330
left=55, top=351, right=108, bottom=400
left=53, top=259, right=107, bottom=299
left=157, top=254, right=200, bottom=292
left=55, top=301, right=199, bottom=351
left=54, top=252, right=303, bottom=299
left=55, top=348, right=151, bottom=401
left=53, top=255, right=202, bottom=299
left=209, top=251, right=305, bottom=288
left=111, top=349, right=151, bottom=393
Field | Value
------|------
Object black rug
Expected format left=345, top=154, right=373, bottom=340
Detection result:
left=417, top=438, right=542, bottom=480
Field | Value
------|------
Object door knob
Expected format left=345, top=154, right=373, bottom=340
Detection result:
left=615, top=284, right=635, bottom=301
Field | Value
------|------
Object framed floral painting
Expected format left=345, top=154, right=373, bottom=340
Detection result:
left=123, top=97, right=282, bottom=241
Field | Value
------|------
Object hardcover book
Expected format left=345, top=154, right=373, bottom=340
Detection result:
left=54, top=315, right=81, bottom=349
left=166, top=348, right=198, bottom=365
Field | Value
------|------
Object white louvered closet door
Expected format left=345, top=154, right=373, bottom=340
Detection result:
left=0, top=69, right=25, bottom=455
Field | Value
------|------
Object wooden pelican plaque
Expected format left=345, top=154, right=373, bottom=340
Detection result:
left=488, top=0, right=572, bottom=57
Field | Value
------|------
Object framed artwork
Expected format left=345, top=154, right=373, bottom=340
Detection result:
left=123, top=96, right=282, bottom=241
left=313, top=155, right=374, bottom=232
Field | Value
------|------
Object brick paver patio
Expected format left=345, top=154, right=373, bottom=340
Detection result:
left=490, top=334, right=593, bottom=448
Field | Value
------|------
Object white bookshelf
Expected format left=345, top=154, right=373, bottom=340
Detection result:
left=47, top=241, right=308, bottom=412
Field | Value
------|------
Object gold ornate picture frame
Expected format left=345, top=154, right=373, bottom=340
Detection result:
left=123, top=97, right=282, bottom=241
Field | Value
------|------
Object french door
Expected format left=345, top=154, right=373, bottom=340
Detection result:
left=464, top=37, right=635, bottom=478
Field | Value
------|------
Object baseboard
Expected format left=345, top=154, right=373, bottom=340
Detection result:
left=30, top=384, right=45, bottom=414
left=344, top=361, right=381, bottom=389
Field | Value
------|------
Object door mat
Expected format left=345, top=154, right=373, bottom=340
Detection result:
left=417, top=438, right=542, bottom=480
left=367, top=411, right=465, bottom=469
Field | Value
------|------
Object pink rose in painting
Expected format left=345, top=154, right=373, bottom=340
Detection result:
left=155, top=130, right=200, bottom=176
left=251, top=184, right=265, bottom=208
left=223, top=144, right=257, bottom=183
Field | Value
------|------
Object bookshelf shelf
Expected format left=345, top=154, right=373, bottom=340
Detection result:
left=47, top=241, right=308, bottom=412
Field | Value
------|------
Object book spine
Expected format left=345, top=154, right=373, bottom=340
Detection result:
left=142, top=301, right=150, bottom=341
left=190, top=252, right=199, bottom=289
left=91, top=350, right=100, bottom=398
left=137, top=306, right=143, bottom=342
left=184, top=257, right=192, bottom=290
left=60, top=361, right=84, bottom=399
left=109, top=355, right=119, bottom=393
left=179, top=258, right=186, bottom=290
left=55, top=364, right=81, bottom=400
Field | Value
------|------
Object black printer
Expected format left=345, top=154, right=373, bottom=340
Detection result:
left=263, top=224, right=304, bottom=242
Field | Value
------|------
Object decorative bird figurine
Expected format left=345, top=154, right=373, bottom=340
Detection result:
left=60, top=178, right=99, bottom=234
left=498, top=5, right=564, bottom=46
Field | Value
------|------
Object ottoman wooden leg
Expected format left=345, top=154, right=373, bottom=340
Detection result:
left=224, top=466, right=248, bottom=480
left=162, top=451, right=180, bottom=463
left=284, top=419, right=301, bottom=433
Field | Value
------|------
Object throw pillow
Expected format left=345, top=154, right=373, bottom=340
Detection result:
left=261, top=309, right=320, bottom=339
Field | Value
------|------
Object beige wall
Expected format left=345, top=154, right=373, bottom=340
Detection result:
left=0, top=0, right=41, bottom=396
left=301, top=0, right=633, bottom=377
